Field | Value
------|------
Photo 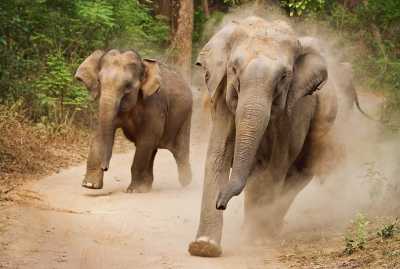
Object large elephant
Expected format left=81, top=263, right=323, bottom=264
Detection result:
left=188, top=17, right=349, bottom=257
left=75, top=49, right=192, bottom=192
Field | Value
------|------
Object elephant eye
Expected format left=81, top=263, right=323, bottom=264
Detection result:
left=125, top=82, right=133, bottom=89
left=232, top=66, right=237, bottom=74
left=280, top=71, right=291, bottom=82
left=205, top=71, right=210, bottom=83
left=124, top=82, right=134, bottom=93
left=310, top=80, right=324, bottom=95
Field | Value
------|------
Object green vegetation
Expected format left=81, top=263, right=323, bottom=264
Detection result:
left=0, top=0, right=168, bottom=126
left=344, top=213, right=370, bottom=255
left=279, top=216, right=400, bottom=268
left=377, top=219, right=398, bottom=240
left=281, top=0, right=326, bottom=16
left=2, top=0, right=399, bottom=128
left=343, top=215, right=400, bottom=255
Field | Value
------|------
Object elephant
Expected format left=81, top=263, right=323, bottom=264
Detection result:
left=74, top=49, right=193, bottom=192
left=188, top=17, right=357, bottom=257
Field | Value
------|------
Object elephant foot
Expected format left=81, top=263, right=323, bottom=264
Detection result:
left=81, top=172, right=103, bottom=189
left=178, top=167, right=192, bottom=188
left=126, top=182, right=152, bottom=193
left=188, top=237, right=222, bottom=257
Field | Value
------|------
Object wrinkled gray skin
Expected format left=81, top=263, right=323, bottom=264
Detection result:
left=188, top=17, right=357, bottom=257
left=75, top=49, right=192, bottom=192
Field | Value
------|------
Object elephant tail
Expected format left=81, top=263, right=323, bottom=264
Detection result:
left=340, top=62, right=379, bottom=122
left=353, top=90, right=380, bottom=121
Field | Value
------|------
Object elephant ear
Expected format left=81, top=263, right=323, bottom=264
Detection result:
left=196, top=22, right=243, bottom=103
left=287, top=37, right=328, bottom=113
left=75, top=50, right=104, bottom=99
left=141, top=58, right=161, bottom=97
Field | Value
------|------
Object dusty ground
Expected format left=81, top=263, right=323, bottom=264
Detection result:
left=0, top=147, right=284, bottom=268
left=0, top=92, right=286, bottom=269
left=0, top=91, right=398, bottom=268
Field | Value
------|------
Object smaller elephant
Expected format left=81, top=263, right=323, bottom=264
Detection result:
left=75, top=49, right=193, bottom=192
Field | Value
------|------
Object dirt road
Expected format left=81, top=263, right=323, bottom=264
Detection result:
left=0, top=150, right=284, bottom=268
left=0, top=93, right=287, bottom=269
left=0, top=91, right=391, bottom=269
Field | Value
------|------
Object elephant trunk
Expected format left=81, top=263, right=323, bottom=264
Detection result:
left=216, top=96, right=272, bottom=210
left=98, top=91, right=120, bottom=171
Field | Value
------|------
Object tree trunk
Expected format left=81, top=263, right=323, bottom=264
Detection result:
left=202, top=0, right=210, bottom=18
left=169, top=0, right=193, bottom=80
left=342, top=0, right=362, bottom=9
left=158, top=0, right=172, bottom=17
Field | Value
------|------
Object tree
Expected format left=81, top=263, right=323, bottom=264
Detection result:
left=169, top=0, right=194, bottom=79
left=202, top=0, right=210, bottom=17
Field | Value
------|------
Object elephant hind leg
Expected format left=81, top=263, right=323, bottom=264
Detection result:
left=172, top=115, right=192, bottom=187
left=243, top=174, right=283, bottom=240
left=127, top=144, right=157, bottom=193
left=243, top=168, right=313, bottom=241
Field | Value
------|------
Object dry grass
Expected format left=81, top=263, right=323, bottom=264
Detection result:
left=0, top=104, right=130, bottom=202
left=277, top=216, right=400, bottom=269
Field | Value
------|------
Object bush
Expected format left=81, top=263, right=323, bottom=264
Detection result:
left=280, top=0, right=326, bottom=16
left=344, top=213, right=370, bottom=255
left=33, top=52, right=90, bottom=124
left=377, top=219, right=399, bottom=240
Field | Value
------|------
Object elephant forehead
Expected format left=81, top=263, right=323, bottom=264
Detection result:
left=242, top=18, right=296, bottom=39
left=99, top=64, right=131, bottom=85
left=122, top=50, right=141, bottom=64
left=234, top=39, right=295, bottom=65
left=101, top=52, right=123, bottom=66
left=101, top=49, right=140, bottom=67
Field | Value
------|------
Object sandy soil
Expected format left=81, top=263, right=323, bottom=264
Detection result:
left=0, top=92, right=287, bottom=269
left=0, top=91, right=392, bottom=269
left=0, top=150, right=284, bottom=269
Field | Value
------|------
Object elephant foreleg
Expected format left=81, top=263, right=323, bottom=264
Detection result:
left=82, top=129, right=104, bottom=189
left=188, top=100, right=234, bottom=257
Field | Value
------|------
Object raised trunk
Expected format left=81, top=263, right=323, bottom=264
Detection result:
left=98, top=92, right=119, bottom=171
left=216, top=97, right=272, bottom=210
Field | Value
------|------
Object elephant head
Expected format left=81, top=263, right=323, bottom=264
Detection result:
left=197, top=17, right=328, bottom=210
left=75, top=49, right=161, bottom=171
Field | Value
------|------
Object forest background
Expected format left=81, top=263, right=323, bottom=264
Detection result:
left=0, top=0, right=399, bottom=190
